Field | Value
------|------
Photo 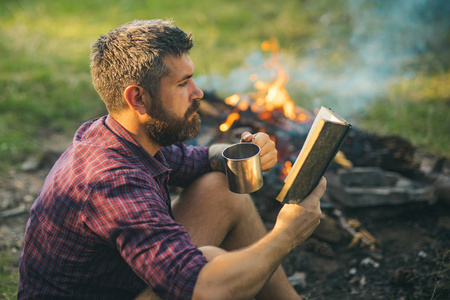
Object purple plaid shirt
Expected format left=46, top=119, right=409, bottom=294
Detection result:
left=18, top=115, right=210, bottom=299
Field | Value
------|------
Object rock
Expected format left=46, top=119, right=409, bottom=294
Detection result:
left=21, top=157, right=40, bottom=172
left=0, top=190, right=14, bottom=210
left=21, top=150, right=61, bottom=172
left=327, top=167, right=436, bottom=207
left=433, top=174, right=450, bottom=205
left=288, top=272, right=307, bottom=289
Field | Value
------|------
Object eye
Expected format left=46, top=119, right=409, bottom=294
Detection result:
left=179, top=81, right=188, bottom=87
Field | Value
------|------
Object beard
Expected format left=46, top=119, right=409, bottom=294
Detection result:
left=145, top=97, right=201, bottom=147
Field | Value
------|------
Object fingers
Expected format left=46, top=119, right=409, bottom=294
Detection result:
left=240, top=131, right=268, bottom=145
left=240, top=131, right=253, bottom=142
left=274, top=177, right=326, bottom=247
left=254, top=133, right=277, bottom=171
left=240, top=132, right=277, bottom=171
left=259, top=147, right=277, bottom=170
left=312, top=176, right=327, bottom=199
left=300, top=177, right=327, bottom=208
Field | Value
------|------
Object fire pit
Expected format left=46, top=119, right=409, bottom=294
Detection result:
left=193, top=39, right=441, bottom=219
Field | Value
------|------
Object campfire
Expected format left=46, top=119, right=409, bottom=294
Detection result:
left=195, top=38, right=441, bottom=228
left=198, top=39, right=349, bottom=183
left=219, top=38, right=312, bottom=131
left=209, top=39, right=319, bottom=181
left=190, top=42, right=450, bottom=298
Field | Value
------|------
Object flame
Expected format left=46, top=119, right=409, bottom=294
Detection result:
left=281, top=160, right=292, bottom=177
left=225, top=93, right=241, bottom=106
left=219, top=112, right=240, bottom=132
left=238, top=100, right=249, bottom=111
left=261, top=38, right=279, bottom=67
left=249, top=39, right=312, bottom=123
left=220, top=94, right=250, bottom=131
left=261, top=38, right=279, bottom=52
left=219, top=38, right=312, bottom=133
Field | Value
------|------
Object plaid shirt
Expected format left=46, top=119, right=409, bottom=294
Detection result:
left=18, top=115, right=210, bottom=299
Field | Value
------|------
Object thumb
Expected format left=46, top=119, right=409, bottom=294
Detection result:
left=300, top=177, right=327, bottom=207
left=240, top=131, right=253, bottom=142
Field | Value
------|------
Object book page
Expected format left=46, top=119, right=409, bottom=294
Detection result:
left=330, top=114, right=344, bottom=124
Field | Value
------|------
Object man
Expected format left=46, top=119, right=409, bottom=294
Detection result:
left=18, top=19, right=326, bottom=299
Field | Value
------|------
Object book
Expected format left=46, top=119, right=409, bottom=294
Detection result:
left=276, top=106, right=352, bottom=204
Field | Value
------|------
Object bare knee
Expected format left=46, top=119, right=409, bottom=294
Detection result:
left=172, top=172, right=258, bottom=244
left=134, top=287, right=162, bottom=300
left=189, top=172, right=255, bottom=216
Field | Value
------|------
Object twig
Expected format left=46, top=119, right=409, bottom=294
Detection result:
left=0, top=205, right=28, bottom=218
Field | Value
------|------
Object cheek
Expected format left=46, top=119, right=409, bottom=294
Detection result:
left=162, top=89, right=190, bottom=117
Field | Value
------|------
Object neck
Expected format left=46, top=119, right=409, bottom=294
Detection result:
left=111, top=112, right=161, bottom=156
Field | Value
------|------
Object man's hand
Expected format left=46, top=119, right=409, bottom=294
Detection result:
left=208, top=131, right=277, bottom=173
left=240, top=131, right=277, bottom=172
left=274, top=177, right=326, bottom=250
left=208, top=143, right=229, bottom=172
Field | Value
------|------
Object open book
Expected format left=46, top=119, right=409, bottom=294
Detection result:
left=276, top=106, right=352, bottom=204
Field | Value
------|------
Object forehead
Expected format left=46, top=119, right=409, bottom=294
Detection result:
left=162, top=54, right=194, bottom=82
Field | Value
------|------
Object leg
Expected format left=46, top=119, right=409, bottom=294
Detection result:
left=172, top=172, right=301, bottom=300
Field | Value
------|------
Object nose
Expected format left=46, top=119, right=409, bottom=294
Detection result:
left=191, top=80, right=204, bottom=101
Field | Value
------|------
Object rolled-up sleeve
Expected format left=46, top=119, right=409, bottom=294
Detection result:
left=162, top=143, right=211, bottom=187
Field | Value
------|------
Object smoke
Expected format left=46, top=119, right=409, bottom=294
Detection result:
left=317, top=0, right=450, bottom=115
left=196, top=0, right=450, bottom=118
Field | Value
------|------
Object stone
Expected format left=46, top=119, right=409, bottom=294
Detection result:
left=327, top=167, right=436, bottom=207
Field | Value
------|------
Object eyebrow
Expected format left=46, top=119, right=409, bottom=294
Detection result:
left=178, top=73, right=193, bottom=83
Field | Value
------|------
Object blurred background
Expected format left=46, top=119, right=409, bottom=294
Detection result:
left=0, top=0, right=449, bottom=297
left=1, top=0, right=449, bottom=171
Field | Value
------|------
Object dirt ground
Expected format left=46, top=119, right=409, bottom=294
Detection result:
left=0, top=135, right=449, bottom=300
left=282, top=202, right=450, bottom=299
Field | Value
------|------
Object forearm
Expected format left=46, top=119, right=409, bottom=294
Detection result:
left=193, top=178, right=326, bottom=300
left=193, top=229, right=292, bottom=300
left=208, top=144, right=229, bottom=172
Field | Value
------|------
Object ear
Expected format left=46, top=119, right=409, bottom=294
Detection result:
left=123, top=85, right=149, bottom=115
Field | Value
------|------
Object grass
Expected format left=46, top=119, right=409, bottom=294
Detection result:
left=361, top=73, right=450, bottom=155
left=0, top=0, right=449, bottom=297
left=0, top=253, right=19, bottom=300
left=1, top=0, right=448, bottom=171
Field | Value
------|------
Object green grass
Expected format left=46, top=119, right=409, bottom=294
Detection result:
left=0, top=253, right=19, bottom=300
left=360, top=72, right=450, bottom=156
left=1, top=0, right=446, bottom=171
left=0, top=0, right=351, bottom=170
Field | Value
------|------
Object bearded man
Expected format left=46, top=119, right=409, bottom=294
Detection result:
left=18, top=19, right=326, bottom=300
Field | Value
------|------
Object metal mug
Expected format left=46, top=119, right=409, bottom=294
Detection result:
left=222, top=143, right=263, bottom=194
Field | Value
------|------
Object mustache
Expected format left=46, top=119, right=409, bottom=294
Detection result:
left=185, top=99, right=201, bottom=117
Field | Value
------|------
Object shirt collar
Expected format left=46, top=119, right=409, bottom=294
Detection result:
left=104, top=114, right=170, bottom=177
left=105, top=114, right=141, bottom=148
